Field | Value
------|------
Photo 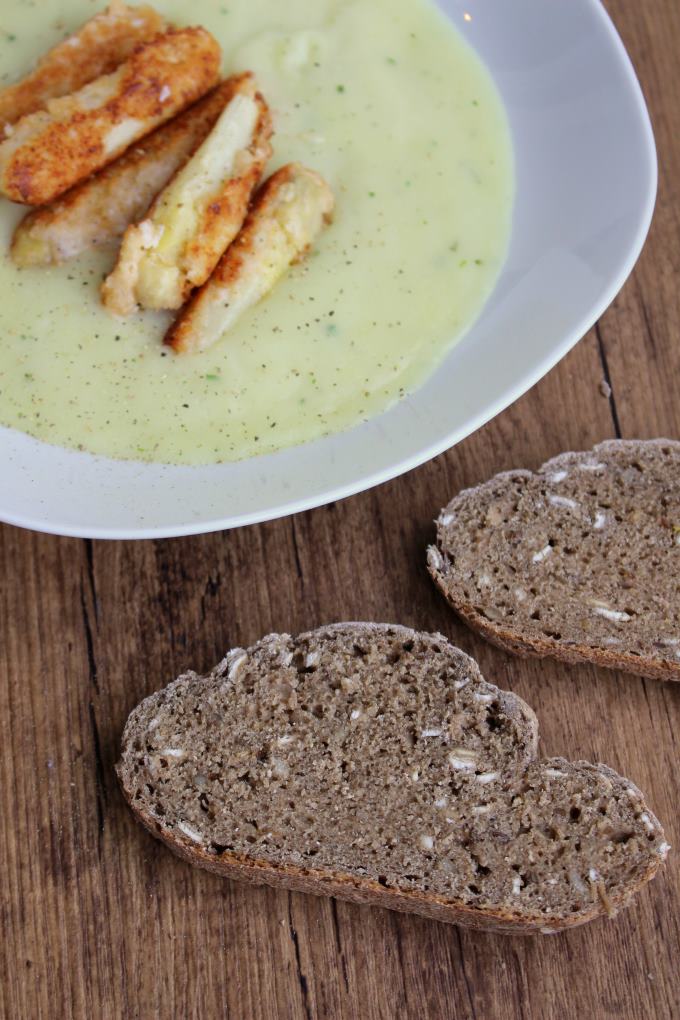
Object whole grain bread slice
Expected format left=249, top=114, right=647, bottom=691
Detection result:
left=116, top=624, right=667, bottom=934
left=428, top=439, right=680, bottom=681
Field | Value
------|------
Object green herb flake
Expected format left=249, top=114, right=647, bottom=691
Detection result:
left=205, top=373, right=220, bottom=381
left=336, top=84, right=346, bottom=93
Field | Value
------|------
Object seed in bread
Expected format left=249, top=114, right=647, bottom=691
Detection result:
left=428, top=439, right=680, bottom=682
left=0, top=27, right=221, bottom=206
left=165, top=163, right=334, bottom=353
left=0, top=1, right=166, bottom=134
left=116, top=623, right=667, bottom=934
left=11, top=82, right=242, bottom=267
left=101, top=73, right=273, bottom=315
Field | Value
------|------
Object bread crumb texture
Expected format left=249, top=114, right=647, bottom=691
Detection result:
left=117, top=624, right=667, bottom=932
left=428, top=440, right=680, bottom=681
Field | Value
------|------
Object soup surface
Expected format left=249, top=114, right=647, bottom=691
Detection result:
left=0, top=0, right=513, bottom=464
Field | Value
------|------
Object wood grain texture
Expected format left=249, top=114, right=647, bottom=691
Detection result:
left=1, top=1, right=679, bottom=1017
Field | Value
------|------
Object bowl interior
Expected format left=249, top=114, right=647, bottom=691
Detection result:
left=2, top=0, right=656, bottom=538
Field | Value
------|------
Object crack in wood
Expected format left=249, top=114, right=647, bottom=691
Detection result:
left=639, top=677, right=655, bottom=724
left=80, top=545, right=107, bottom=848
left=392, top=921, right=413, bottom=1016
left=84, top=539, right=99, bottom=622
left=454, top=927, right=478, bottom=1020
left=329, top=899, right=350, bottom=993
left=291, top=519, right=305, bottom=584
left=200, top=570, right=222, bottom=624
left=637, top=280, right=658, bottom=357
left=88, top=702, right=107, bottom=843
left=288, top=896, right=312, bottom=1020
left=80, top=585, right=99, bottom=695
left=595, top=323, right=622, bottom=439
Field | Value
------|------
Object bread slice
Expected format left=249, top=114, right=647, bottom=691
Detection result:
left=116, top=624, right=667, bottom=934
left=428, top=440, right=680, bottom=682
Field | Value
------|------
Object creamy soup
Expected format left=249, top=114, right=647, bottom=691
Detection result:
left=0, top=0, right=513, bottom=464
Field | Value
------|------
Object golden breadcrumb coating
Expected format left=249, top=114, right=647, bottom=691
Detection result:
left=11, top=82, right=237, bottom=267
left=0, top=27, right=221, bottom=206
left=102, top=72, right=273, bottom=314
left=0, top=2, right=166, bottom=133
left=166, top=163, right=334, bottom=354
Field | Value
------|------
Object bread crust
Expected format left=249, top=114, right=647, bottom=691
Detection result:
left=120, top=788, right=661, bottom=935
left=428, top=440, right=680, bottom=683
left=116, top=623, right=666, bottom=934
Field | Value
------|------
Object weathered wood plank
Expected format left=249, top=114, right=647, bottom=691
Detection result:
left=1, top=1, right=678, bottom=1017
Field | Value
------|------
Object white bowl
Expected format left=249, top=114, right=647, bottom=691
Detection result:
left=1, top=0, right=656, bottom=539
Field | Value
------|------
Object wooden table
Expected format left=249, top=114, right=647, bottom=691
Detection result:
left=2, top=3, right=679, bottom=1017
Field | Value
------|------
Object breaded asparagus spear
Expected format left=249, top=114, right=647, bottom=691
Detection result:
left=102, top=72, right=273, bottom=314
left=0, top=1, right=165, bottom=133
left=0, top=27, right=221, bottom=205
left=11, top=81, right=238, bottom=267
left=166, top=163, right=334, bottom=354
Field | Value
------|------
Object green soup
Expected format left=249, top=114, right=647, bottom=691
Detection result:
left=0, top=0, right=513, bottom=464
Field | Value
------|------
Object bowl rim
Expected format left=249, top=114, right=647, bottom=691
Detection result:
left=0, top=0, right=658, bottom=540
